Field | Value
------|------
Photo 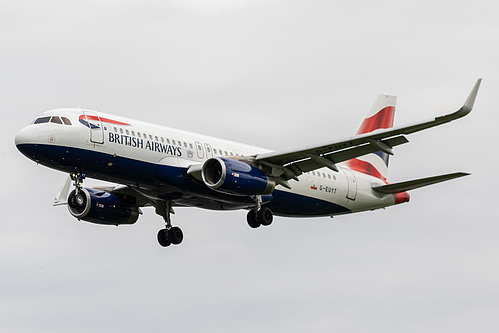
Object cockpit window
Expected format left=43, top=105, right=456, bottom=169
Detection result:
left=51, top=116, right=63, bottom=124
left=61, top=117, right=72, bottom=125
left=34, top=116, right=51, bottom=124
left=33, top=115, right=72, bottom=125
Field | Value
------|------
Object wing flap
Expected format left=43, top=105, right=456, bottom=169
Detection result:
left=270, top=135, right=409, bottom=179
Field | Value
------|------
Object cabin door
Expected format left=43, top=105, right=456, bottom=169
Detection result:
left=82, top=111, right=104, bottom=144
left=342, top=168, right=358, bottom=201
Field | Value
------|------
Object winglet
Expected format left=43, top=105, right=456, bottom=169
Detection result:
left=440, top=78, right=481, bottom=121
left=459, top=78, right=482, bottom=116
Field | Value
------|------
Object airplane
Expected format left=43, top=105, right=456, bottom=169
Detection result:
left=15, top=79, right=481, bottom=247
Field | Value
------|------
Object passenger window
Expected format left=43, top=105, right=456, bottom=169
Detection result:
left=34, top=116, right=51, bottom=124
left=149, top=135, right=153, bottom=140
left=328, top=174, right=331, bottom=179
left=61, top=117, right=72, bottom=125
left=132, top=131, right=135, bottom=136
left=126, top=130, right=129, bottom=135
left=138, top=132, right=141, bottom=138
left=155, top=136, right=158, bottom=141
left=189, top=143, right=193, bottom=149
left=51, top=116, right=63, bottom=124
left=120, top=128, right=124, bottom=134
left=167, top=139, right=171, bottom=144
left=114, top=127, right=117, bottom=132
left=161, top=137, right=164, bottom=143
left=172, top=140, right=176, bottom=145
left=322, top=173, right=326, bottom=178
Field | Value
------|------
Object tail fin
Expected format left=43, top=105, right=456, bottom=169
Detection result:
left=346, top=94, right=397, bottom=181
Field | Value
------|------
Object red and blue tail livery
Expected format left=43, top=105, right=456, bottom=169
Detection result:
left=346, top=94, right=396, bottom=181
left=15, top=80, right=481, bottom=247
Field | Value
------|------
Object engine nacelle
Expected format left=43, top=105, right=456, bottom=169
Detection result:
left=202, top=157, right=275, bottom=196
left=68, top=188, right=139, bottom=225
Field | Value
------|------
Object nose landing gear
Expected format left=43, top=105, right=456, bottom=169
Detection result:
left=70, top=171, right=86, bottom=192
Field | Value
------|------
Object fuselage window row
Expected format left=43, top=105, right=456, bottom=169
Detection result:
left=105, top=124, right=245, bottom=160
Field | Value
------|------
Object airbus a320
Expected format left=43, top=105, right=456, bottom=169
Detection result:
left=15, top=80, right=481, bottom=247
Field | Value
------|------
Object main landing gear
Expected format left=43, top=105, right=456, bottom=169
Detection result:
left=246, top=195, right=274, bottom=228
left=155, top=201, right=184, bottom=247
left=247, top=207, right=273, bottom=228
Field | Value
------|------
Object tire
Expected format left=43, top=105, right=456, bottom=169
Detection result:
left=168, top=226, right=184, bottom=245
left=258, top=207, right=273, bottom=226
left=247, top=210, right=261, bottom=228
left=157, top=229, right=171, bottom=247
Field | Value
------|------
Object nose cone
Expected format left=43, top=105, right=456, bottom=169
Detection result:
left=15, top=125, right=40, bottom=145
left=15, top=125, right=40, bottom=156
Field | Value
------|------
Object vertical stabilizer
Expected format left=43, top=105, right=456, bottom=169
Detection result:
left=346, top=94, right=397, bottom=181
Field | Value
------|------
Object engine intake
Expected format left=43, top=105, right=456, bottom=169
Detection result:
left=202, top=157, right=275, bottom=196
left=68, top=188, right=139, bottom=225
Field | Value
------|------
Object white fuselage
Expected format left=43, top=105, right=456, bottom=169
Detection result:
left=15, top=108, right=400, bottom=217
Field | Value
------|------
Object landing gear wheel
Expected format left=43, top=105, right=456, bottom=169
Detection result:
left=247, top=210, right=261, bottom=229
left=157, top=229, right=171, bottom=247
left=258, top=207, right=273, bottom=226
left=168, top=226, right=184, bottom=245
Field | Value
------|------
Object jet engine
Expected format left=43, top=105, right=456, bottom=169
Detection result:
left=202, top=157, right=275, bottom=196
left=67, top=187, right=139, bottom=225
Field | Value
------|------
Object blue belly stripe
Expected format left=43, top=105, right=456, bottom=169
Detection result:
left=16, top=143, right=351, bottom=216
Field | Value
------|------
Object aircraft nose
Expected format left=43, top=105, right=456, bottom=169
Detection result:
left=15, top=125, right=40, bottom=150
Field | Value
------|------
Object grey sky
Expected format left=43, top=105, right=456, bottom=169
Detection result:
left=1, top=1, right=498, bottom=332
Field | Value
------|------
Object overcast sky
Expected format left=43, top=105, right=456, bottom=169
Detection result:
left=1, top=1, right=498, bottom=332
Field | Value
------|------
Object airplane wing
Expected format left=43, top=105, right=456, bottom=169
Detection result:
left=244, top=79, right=481, bottom=187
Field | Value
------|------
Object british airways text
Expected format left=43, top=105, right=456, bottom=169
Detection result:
left=108, top=133, right=182, bottom=156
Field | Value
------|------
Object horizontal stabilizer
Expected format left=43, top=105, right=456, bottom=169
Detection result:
left=372, top=172, right=470, bottom=194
